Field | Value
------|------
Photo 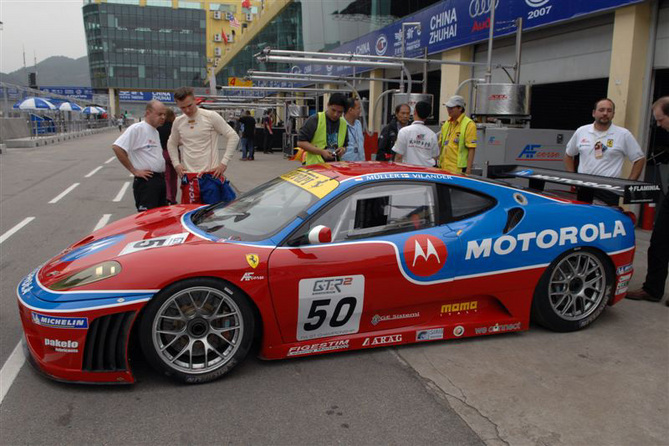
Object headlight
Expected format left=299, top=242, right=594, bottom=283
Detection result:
left=50, top=261, right=122, bottom=291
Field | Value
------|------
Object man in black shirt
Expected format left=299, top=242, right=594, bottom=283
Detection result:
left=238, top=110, right=257, bottom=161
left=376, top=103, right=411, bottom=161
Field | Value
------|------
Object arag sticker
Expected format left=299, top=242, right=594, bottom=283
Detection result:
left=404, top=234, right=447, bottom=277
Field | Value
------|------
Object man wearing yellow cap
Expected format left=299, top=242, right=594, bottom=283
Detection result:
left=438, top=95, right=477, bottom=174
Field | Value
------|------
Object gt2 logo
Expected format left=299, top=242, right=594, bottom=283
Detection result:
left=312, top=277, right=353, bottom=295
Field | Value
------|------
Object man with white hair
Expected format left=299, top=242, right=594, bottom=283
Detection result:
left=112, top=100, right=167, bottom=212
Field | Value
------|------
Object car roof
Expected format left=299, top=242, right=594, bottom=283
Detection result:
left=303, top=162, right=460, bottom=180
left=303, top=161, right=513, bottom=188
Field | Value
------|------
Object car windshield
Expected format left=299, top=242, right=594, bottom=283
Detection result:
left=192, top=177, right=319, bottom=241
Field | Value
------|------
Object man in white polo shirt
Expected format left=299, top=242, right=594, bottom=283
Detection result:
left=392, top=101, right=439, bottom=167
left=564, top=98, right=645, bottom=203
left=112, top=100, right=167, bottom=212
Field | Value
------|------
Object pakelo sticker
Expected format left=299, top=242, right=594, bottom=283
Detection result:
left=297, top=275, right=364, bottom=341
left=119, top=233, right=188, bottom=256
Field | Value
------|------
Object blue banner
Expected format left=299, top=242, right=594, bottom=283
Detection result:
left=294, top=0, right=643, bottom=77
left=39, top=86, right=93, bottom=101
left=119, top=91, right=175, bottom=102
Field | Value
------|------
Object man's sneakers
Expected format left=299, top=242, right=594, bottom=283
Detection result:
left=626, top=288, right=662, bottom=302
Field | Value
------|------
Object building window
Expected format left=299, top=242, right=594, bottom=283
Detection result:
left=147, top=0, right=172, bottom=7
left=178, top=1, right=202, bottom=10
left=107, top=0, right=140, bottom=5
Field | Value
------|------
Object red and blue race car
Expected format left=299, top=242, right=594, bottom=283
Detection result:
left=17, top=163, right=656, bottom=384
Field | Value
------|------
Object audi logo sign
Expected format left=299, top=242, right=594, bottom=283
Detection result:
left=469, top=0, right=498, bottom=18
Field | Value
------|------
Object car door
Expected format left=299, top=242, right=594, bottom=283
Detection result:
left=267, top=181, right=463, bottom=344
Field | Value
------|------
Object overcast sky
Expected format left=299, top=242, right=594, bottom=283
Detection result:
left=0, top=0, right=88, bottom=73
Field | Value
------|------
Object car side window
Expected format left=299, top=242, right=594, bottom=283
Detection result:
left=290, top=183, right=437, bottom=245
left=438, top=184, right=496, bottom=223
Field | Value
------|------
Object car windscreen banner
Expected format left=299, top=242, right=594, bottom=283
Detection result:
left=280, top=169, right=339, bottom=198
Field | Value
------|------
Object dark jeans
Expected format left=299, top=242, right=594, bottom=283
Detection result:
left=241, top=137, right=254, bottom=159
left=133, top=173, right=167, bottom=212
left=263, top=130, right=272, bottom=153
left=643, top=190, right=669, bottom=299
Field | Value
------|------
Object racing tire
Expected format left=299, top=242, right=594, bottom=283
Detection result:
left=139, top=278, right=255, bottom=384
left=531, top=248, right=613, bottom=332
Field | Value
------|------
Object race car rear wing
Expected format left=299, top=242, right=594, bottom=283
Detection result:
left=487, top=165, right=661, bottom=204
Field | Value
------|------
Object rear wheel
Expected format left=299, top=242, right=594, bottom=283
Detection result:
left=532, top=249, right=612, bottom=332
left=139, top=278, right=254, bottom=383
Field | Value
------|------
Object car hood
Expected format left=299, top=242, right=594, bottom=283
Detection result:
left=37, top=205, right=206, bottom=291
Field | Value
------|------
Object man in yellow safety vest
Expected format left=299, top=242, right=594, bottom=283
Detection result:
left=297, top=93, right=349, bottom=165
left=438, top=95, right=477, bottom=174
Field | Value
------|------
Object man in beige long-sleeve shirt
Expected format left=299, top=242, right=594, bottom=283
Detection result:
left=167, top=86, right=240, bottom=180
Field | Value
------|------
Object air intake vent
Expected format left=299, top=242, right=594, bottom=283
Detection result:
left=503, top=208, right=525, bottom=234
left=82, top=311, right=135, bottom=372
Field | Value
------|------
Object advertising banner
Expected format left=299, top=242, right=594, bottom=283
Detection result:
left=39, top=86, right=93, bottom=101
left=294, top=0, right=643, bottom=77
left=118, top=91, right=175, bottom=102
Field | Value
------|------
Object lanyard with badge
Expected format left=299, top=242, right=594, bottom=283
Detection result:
left=593, top=133, right=612, bottom=159
left=444, top=121, right=459, bottom=145
left=348, top=123, right=359, bottom=153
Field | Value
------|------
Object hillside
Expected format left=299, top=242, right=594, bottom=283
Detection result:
left=0, top=55, right=91, bottom=87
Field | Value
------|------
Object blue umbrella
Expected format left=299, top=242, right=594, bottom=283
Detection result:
left=82, top=106, right=106, bottom=115
left=59, top=102, right=83, bottom=112
left=14, top=97, right=57, bottom=110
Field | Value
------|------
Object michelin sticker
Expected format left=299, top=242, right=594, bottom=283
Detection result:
left=297, top=275, right=364, bottom=341
left=119, top=233, right=189, bottom=256
left=32, top=312, right=88, bottom=329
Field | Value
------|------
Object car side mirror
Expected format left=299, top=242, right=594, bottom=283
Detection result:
left=308, top=225, right=332, bottom=244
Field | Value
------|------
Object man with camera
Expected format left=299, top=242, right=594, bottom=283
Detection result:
left=297, top=93, right=348, bottom=165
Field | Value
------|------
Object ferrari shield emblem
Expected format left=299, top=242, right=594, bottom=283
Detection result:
left=246, top=253, right=260, bottom=269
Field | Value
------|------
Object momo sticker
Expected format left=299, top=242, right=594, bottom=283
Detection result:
left=404, top=234, right=448, bottom=277
left=297, top=275, right=364, bottom=341
left=119, top=233, right=188, bottom=256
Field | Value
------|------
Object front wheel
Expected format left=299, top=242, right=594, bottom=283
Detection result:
left=531, top=249, right=613, bottom=332
left=139, top=278, right=255, bottom=383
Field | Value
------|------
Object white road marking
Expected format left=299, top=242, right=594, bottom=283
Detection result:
left=104, top=156, right=116, bottom=164
left=49, top=183, right=80, bottom=204
left=0, top=342, right=25, bottom=406
left=113, top=181, right=131, bottom=202
left=93, top=214, right=112, bottom=231
left=85, top=166, right=103, bottom=178
left=0, top=217, right=35, bottom=245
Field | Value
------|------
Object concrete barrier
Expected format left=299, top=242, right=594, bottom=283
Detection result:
left=0, top=118, right=31, bottom=141
left=3, top=126, right=117, bottom=149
